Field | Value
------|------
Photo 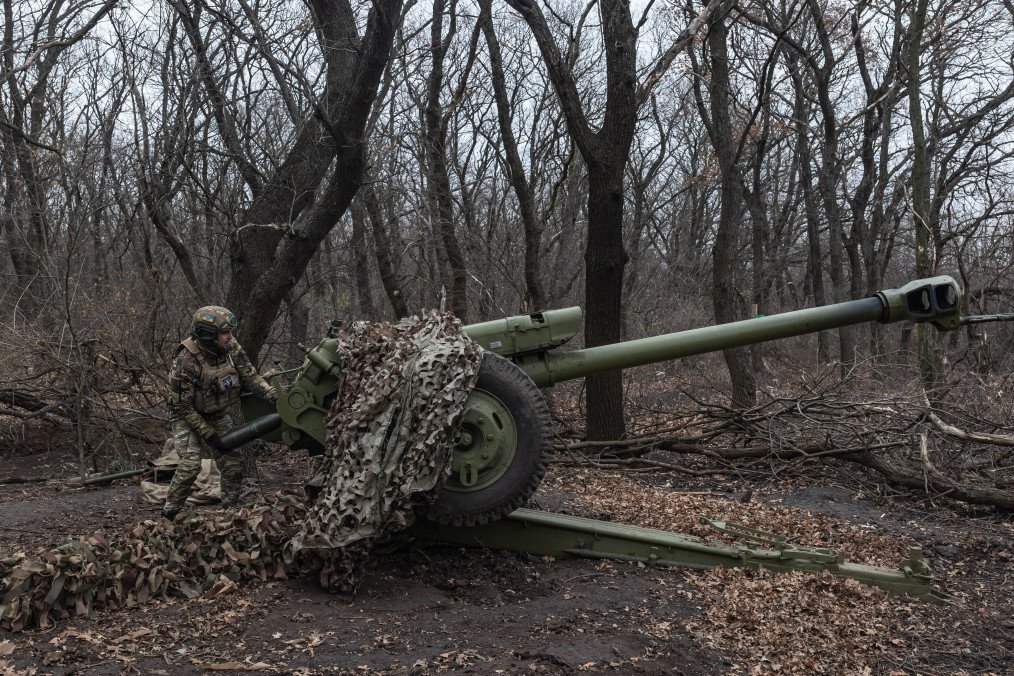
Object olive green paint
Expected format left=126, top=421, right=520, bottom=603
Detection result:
left=408, top=508, right=947, bottom=603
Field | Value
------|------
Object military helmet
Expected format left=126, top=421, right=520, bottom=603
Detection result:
left=192, top=305, right=237, bottom=333
left=191, top=306, right=238, bottom=353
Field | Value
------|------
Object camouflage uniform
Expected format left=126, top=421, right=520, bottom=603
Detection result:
left=163, top=307, right=276, bottom=514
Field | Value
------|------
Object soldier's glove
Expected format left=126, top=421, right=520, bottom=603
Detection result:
left=207, top=433, right=230, bottom=454
left=266, top=388, right=279, bottom=404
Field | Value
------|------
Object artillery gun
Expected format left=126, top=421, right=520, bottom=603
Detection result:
left=231, top=275, right=964, bottom=523
left=208, top=276, right=984, bottom=601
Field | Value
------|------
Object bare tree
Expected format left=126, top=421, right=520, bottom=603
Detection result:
left=222, top=0, right=406, bottom=356
left=688, top=9, right=759, bottom=406
left=422, top=0, right=479, bottom=320
left=1, top=0, right=116, bottom=319
left=505, top=0, right=729, bottom=438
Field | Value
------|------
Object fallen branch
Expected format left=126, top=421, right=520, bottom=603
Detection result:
left=0, top=389, right=71, bottom=419
left=550, top=454, right=726, bottom=476
left=927, top=410, right=1014, bottom=447
left=552, top=428, right=723, bottom=451
left=849, top=450, right=1014, bottom=510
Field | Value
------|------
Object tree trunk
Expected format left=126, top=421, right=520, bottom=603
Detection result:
left=706, top=13, right=755, bottom=407
left=621, top=181, right=648, bottom=339
left=224, top=107, right=337, bottom=324
left=745, top=185, right=769, bottom=375
left=506, top=0, right=639, bottom=440
left=1, top=0, right=115, bottom=321
left=226, top=0, right=405, bottom=356
left=363, top=184, right=409, bottom=318
left=907, top=0, right=942, bottom=391
left=479, top=0, right=545, bottom=310
left=138, top=172, right=202, bottom=297
left=423, top=0, right=469, bottom=321
left=350, top=198, right=377, bottom=320
left=585, top=163, right=629, bottom=439
left=790, top=57, right=831, bottom=363
left=287, top=290, right=309, bottom=367
left=5, top=124, right=52, bottom=321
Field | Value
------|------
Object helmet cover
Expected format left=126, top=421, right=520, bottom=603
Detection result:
left=191, top=306, right=238, bottom=354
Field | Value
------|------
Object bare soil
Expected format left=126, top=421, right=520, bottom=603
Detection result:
left=1, top=445, right=1012, bottom=675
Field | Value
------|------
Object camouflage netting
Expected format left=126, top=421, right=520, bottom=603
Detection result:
left=1, top=497, right=305, bottom=631
left=1, top=311, right=483, bottom=631
left=285, top=310, right=484, bottom=590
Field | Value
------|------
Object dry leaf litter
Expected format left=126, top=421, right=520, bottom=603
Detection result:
left=545, top=469, right=1002, bottom=675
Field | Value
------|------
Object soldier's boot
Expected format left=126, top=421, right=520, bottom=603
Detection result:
left=161, top=505, right=180, bottom=520
left=219, top=488, right=242, bottom=509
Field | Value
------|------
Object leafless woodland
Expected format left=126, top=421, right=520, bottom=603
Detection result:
left=2, top=0, right=1014, bottom=507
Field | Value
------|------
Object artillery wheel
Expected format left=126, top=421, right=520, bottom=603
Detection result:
left=427, top=353, right=551, bottom=527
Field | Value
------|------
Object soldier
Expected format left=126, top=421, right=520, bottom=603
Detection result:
left=161, top=306, right=277, bottom=519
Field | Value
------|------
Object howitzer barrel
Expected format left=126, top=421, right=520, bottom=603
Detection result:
left=520, top=276, right=962, bottom=387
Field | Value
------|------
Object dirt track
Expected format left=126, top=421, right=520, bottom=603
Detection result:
left=1, top=448, right=1012, bottom=674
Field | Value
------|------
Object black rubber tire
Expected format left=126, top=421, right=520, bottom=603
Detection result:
left=427, top=353, right=551, bottom=527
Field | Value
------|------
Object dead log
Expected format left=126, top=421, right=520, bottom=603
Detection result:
left=847, top=449, right=1014, bottom=510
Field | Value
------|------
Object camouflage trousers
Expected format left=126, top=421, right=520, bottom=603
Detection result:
left=163, top=413, right=243, bottom=511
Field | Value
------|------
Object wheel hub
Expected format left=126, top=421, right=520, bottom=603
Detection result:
left=445, top=389, right=518, bottom=491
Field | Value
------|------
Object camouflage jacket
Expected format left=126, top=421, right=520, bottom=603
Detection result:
left=166, top=337, right=275, bottom=439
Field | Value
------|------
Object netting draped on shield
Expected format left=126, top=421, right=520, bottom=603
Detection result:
left=283, top=310, right=484, bottom=591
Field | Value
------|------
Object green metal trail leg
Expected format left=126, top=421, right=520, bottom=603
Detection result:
left=408, top=509, right=948, bottom=604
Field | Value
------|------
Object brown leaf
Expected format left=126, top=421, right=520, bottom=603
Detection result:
left=112, top=627, right=152, bottom=644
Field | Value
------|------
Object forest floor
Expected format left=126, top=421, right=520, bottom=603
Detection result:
left=1, top=440, right=1012, bottom=675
